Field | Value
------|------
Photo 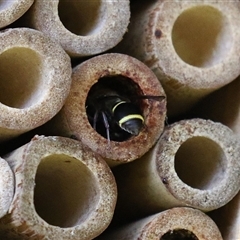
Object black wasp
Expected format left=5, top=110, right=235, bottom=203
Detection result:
left=86, top=76, right=165, bottom=142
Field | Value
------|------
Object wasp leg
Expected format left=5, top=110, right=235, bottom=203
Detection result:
left=93, top=111, right=99, bottom=130
left=101, top=112, right=111, bottom=143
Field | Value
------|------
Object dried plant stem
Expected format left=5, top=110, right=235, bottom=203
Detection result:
left=209, top=191, right=240, bottom=240
left=0, top=28, right=72, bottom=142
left=45, top=53, right=166, bottom=166
left=0, top=157, right=14, bottom=219
left=0, top=0, right=34, bottom=28
left=0, top=135, right=117, bottom=240
left=191, top=75, right=240, bottom=136
left=99, top=207, right=222, bottom=240
left=116, top=1, right=240, bottom=117
left=28, top=0, right=130, bottom=57
left=112, top=119, right=240, bottom=222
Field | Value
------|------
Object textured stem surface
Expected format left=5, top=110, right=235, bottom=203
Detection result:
left=0, top=28, right=72, bottom=142
left=191, top=75, right=240, bottom=136
left=0, top=135, right=117, bottom=240
left=45, top=53, right=166, bottom=166
left=99, top=207, right=223, bottom=240
left=28, top=0, right=130, bottom=57
left=0, top=157, right=14, bottom=219
left=209, top=191, right=240, bottom=240
left=0, top=0, right=33, bottom=28
left=112, top=119, right=240, bottom=222
left=116, top=0, right=240, bottom=117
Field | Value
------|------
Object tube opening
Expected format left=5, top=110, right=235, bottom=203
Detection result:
left=34, top=154, right=100, bottom=228
left=0, top=47, right=45, bottom=109
left=58, top=0, right=107, bottom=36
left=85, top=75, right=144, bottom=142
left=174, top=137, right=226, bottom=190
left=171, top=5, right=233, bottom=67
left=161, top=229, right=198, bottom=240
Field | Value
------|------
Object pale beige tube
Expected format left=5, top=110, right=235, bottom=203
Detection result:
left=0, top=157, right=14, bottom=219
left=44, top=53, right=166, bottom=166
left=112, top=119, right=240, bottom=222
left=0, top=0, right=34, bottom=28
left=209, top=191, right=240, bottom=240
left=28, top=0, right=130, bottom=57
left=0, top=135, right=117, bottom=240
left=191, top=75, right=240, bottom=136
left=116, top=1, right=240, bottom=117
left=0, top=27, right=72, bottom=142
left=99, top=207, right=223, bottom=240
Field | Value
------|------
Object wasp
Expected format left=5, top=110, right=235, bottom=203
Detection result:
left=86, top=77, right=165, bottom=142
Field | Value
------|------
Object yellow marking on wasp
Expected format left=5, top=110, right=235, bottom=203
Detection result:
left=119, top=114, right=144, bottom=127
left=112, top=101, right=127, bottom=113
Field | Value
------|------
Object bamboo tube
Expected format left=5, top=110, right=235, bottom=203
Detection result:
left=44, top=53, right=166, bottom=166
left=112, top=119, right=240, bottom=223
left=205, top=85, right=240, bottom=239
left=27, top=0, right=130, bottom=57
left=98, top=207, right=223, bottom=240
left=0, top=0, right=34, bottom=28
left=0, top=27, right=72, bottom=142
left=0, top=135, right=117, bottom=240
left=209, top=191, right=240, bottom=240
left=190, top=75, right=240, bottom=136
left=115, top=0, right=240, bottom=117
left=0, top=157, right=14, bottom=219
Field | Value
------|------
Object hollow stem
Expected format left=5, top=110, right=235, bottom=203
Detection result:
left=98, top=207, right=222, bottom=240
left=115, top=1, right=240, bottom=117
left=112, top=119, right=240, bottom=223
left=0, top=28, right=72, bottom=142
left=29, top=0, right=130, bottom=57
left=0, top=136, right=117, bottom=239
left=44, top=53, right=166, bottom=165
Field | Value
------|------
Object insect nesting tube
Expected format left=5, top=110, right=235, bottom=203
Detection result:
left=0, top=0, right=34, bottom=28
left=27, top=0, right=130, bottom=57
left=209, top=191, right=240, bottom=240
left=52, top=53, right=166, bottom=166
left=0, top=136, right=117, bottom=240
left=112, top=119, right=240, bottom=223
left=98, top=207, right=223, bottom=240
left=85, top=75, right=149, bottom=142
left=0, top=27, right=72, bottom=142
left=0, top=157, right=14, bottom=219
left=115, top=0, right=240, bottom=117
